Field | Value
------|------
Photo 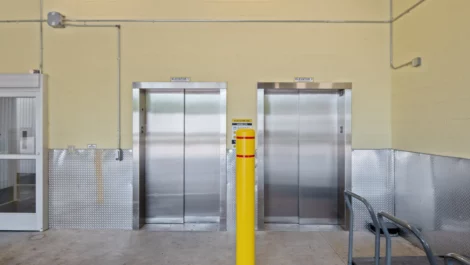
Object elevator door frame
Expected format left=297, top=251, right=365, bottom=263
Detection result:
left=132, top=82, right=227, bottom=230
left=257, top=82, right=352, bottom=230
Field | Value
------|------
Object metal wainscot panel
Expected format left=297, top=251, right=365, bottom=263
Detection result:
left=49, top=149, right=133, bottom=229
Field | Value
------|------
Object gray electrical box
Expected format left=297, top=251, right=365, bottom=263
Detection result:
left=412, top=57, right=422, bottom=67
left=47, top=12, right=65, bottom=28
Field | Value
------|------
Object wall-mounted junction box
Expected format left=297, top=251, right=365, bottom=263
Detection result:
left=412, top=57, right=422, bottom=67
left=48, top=12, right=65, bottom=28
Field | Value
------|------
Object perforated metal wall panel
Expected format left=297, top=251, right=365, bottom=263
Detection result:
left=395, top=150, right=470, bottom=255
left=395, top=151, right=434, bottom=230
left=351, top=149, right=395, bottom=230
left=49, top=149, right=133, bottom=229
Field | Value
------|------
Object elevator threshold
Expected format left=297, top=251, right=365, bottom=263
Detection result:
left=143, top=223, right=220, bottom=232
left=264, top=224, right=343, bottom=232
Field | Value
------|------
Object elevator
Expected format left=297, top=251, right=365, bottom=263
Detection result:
left=256, top=82, right=351, bottom=228
left=133, top=82, right=227, bottom=230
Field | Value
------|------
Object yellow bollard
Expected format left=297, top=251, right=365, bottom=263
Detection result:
left=236, top=128, right=256, bottom=265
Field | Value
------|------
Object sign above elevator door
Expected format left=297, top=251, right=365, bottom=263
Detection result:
left=231, top=119, right=253, bottom=149
left=171, top=77, right=191, bottom=82
left=294, top=77, right=314, bottom=82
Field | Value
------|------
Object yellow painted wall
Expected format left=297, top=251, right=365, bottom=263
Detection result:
left=0, top=0, right=392, bottom=149
left=392, top=0, right=470, bottom=158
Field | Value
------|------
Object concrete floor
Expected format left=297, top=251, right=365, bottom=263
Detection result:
left=0, top=230, right=424, bottom=265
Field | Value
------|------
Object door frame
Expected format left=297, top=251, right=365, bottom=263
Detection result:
left=257, top=82, right=352, bottom=230
left=0, top=74, right=48, bottom=231
left=132, top=82, right=227, bottom=230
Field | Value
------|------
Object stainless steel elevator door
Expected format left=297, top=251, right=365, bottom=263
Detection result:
left=264, top=91, right=299, bottom=224
left=299, top=91, right=339, bottom=224
left=145, top=90, right=185, bottom=224
left=184, top=90, right=221, bottom=223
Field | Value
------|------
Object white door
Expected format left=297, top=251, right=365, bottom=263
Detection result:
left=0, top=76, right=46, bottom=231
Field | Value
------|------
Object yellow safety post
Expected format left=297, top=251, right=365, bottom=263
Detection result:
left=236, top=128, right=256, bottom=265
